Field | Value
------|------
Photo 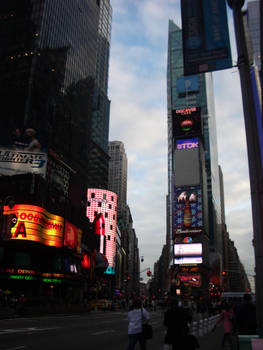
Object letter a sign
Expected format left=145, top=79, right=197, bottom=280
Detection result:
left=14, top=222, right=27, bottom=238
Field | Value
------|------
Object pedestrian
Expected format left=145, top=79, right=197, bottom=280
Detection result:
left=163, top=298, right=192, bottom=350
left=213, top=303, right=235, bottom=350
left=234, top=293, right=257, bottom=335
left=126, top=299, right=150, bottom=350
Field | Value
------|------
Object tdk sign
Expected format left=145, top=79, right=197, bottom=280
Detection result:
left=176, top=138, right=199, bottom=150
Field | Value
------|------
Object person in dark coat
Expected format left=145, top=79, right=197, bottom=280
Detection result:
left=235, top=294, right=257, bottom=335
left=164, top=298, right=196, bottom=350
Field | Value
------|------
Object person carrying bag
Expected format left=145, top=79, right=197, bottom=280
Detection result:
left=126, top=299, right=150, bottom=350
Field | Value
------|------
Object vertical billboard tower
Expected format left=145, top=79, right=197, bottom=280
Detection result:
left=86, top=189, right=117, bottom=275
left=167, top=20, right=222, bottom=294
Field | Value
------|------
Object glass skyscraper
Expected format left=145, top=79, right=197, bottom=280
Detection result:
left=0, top=0, right=112, bottom=189
left=167, top=20, right=223, bottom=291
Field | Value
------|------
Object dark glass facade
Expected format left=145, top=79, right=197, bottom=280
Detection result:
left=0, top=0, right=112, bottom=300
left=0, top=0, right=112, bottom=188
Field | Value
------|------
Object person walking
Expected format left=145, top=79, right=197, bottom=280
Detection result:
left=213, top=303, right=235, bottom=350
left=234, top=293, right=257, bottom=335
left=126, top=299, right=150, bottom=350
left=163, top=298, right=192, bottom=350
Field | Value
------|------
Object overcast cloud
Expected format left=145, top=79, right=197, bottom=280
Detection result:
left=109, top=0, right=255, bottom=280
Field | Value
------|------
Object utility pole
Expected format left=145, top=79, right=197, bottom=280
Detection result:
left=227, top=0, right=263, bottom=336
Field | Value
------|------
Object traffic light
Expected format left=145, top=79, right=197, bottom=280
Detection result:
left=147, top=270, right=152, bottom=277
left=222, top=271, right=227, bottom=276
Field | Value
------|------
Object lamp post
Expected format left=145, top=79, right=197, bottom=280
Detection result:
left=227, top=0, right=263, bottom=336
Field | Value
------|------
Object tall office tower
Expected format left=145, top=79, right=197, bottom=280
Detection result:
left=0, top=0, right=112, bottom=298
left=108, top=141, right=128, bottom=214
left=167, top=20, right=222, bottom=295
left=0, top=0, right=112, bottom=189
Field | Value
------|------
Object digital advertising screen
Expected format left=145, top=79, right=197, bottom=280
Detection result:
left=174, top=186, right=203, bottom=234
left=174, top=145, right=200, bottom=186
left=174, top=256, right=203, bottom=265
left=2, top=204, right=82, bottom=253
left=181, top=0, right=232, bottom=75
left=172, top=107, right=202, bottom=137
left=86, top=189, right=118, bottom=274
left=2, top=204, right=64, bottom=247
left=174, top=243, right=202, bottom=257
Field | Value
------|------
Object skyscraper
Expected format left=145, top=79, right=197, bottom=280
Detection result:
left=0, top=0, right=112, bottom=299
left=0, top=0, right=112, bottom=189
left=108, top=141, right=128, bottom=214
left=167, top=20, right=222, bottom=295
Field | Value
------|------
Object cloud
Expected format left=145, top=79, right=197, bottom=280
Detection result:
left=109, top=0, right=255, bottom=277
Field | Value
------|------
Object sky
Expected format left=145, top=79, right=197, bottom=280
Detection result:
left=108, top=0, right=256, bottom=282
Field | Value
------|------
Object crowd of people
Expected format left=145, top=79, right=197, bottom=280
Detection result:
left=125, top=293, right=257, bottom=350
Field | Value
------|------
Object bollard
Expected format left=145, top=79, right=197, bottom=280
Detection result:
left=191, top=321, right=198, bottom=336
left=198, top=319, right=204, bottom=337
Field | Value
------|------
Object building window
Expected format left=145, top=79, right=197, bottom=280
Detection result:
left=111, top=196, right=114, bottom=201
left=113, top=215, right=115, bottom=220
left=109, top=204, right=112, bottom=209
left=105, top=212, right=108, bottom=218
left=103, top=194, right=106, bottom=199
left=91, top=193, right=95, bottom=198
left=108, top=236, right=110, bottom=240
left=98, top=202, right=102, bottom=207
left=87, top=201, right=90, bottom=207
left=110, top=225, right=113, bottom=230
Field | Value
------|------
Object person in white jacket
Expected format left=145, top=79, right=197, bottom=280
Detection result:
left=126, top=299, right=150, bottom=350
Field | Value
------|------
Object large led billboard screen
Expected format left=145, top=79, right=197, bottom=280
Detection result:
left=172, top=107, right=202, bottom=138
left=174, top=186, right=203, bottom=234
left=86, top=189, right=117, bottom=274
left=174, top=243, right=202, bottom=256
left=181, top=0, right=232, bottom=75
left=174, top=145, right=200, bottom=186
left=2, top=204, right=82, bottom=253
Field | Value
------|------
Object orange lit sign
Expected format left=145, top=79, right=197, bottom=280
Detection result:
left=3, top=204, right=64, bottom=247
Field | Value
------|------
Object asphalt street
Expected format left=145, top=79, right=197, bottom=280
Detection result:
left=0, top=310, right=226, bottom=350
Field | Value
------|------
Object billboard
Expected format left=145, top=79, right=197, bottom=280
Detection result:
left=174, top=145, right=200, bottom=186
left=177, top=273, right=201, bottom=286
left=174, top=186, right=203, bottom=234
left=86, top=189, right=117, bottom=274
left=176, top=75, right=199, bottom=94
left=174, top=256, right=203, bottom=264
left=2, top=204, right=82, bottom=253
left=172, top=107, right=202, bottom=137
left=174, top=243, right=202, bottom=256
left=181, top=0, right=232, bottom=75
left=0, top=148, right=47, bottom=177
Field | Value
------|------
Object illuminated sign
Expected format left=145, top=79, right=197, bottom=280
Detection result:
left=176, top=138, right=199, bottom=150
left=0, top=148, right=47, bottom=177
left=3, top=204, right=82, bottom=251
left=177, top=273, right=201, bottom=287
left=174, top=186, right=203, bottom=234
left=172, top=107, right=201, bottom=138
left=174, top=243, right=202, bottom=257
left=87, top=189, right=117, bottom=274
left=174, top=256, right=202, bottom=264
left=183, top=237, right=193, bottom=243
left=64, top=221, right=82, bottom=254
left=3, top=204, right=64, bottom=247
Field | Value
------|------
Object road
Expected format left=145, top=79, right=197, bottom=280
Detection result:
left=0, top=310, right=226, bottom=350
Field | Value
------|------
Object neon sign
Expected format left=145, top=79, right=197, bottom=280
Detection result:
left=87, top=189, right=117, bottom=274
left=176, top=138, right=199, bottom=150
left=3, top=204, right=64, bottom=247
